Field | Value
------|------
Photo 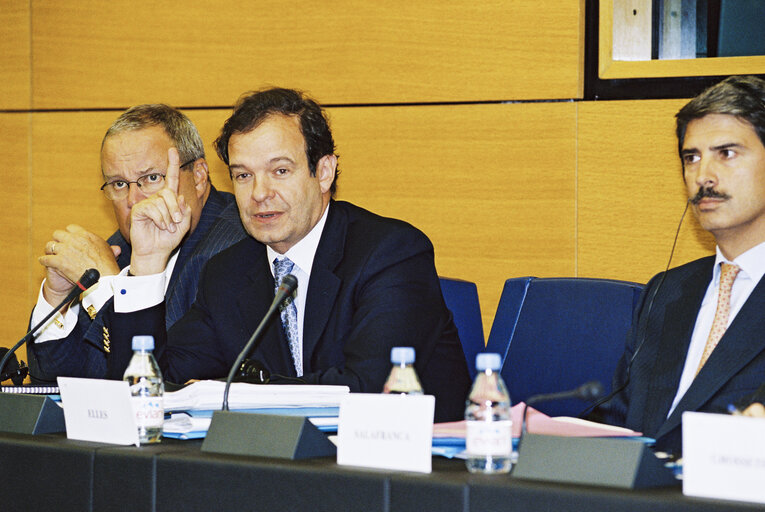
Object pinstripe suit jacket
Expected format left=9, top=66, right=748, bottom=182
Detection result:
left=603, top=256, right=765, bottom=454
left=28, top=187, right=247, bottom=383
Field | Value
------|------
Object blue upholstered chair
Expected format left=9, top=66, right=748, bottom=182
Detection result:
left=439, top=277, right=485, bottom=378
left=484, top=277, right=644, bottom=417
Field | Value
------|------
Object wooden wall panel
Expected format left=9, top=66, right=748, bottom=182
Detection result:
left=0, top=114, right=31, bottom=356
left=29, top=112, right=120, bottom=291
left=577, top=99, right=715, bottom=285
left=331, top=102, right=578, bottom=330
left=31, top=0, right=584, bottom=109
left=184, top=110, right=236, bottom=194
left=0, top=0, right=31, bottom=109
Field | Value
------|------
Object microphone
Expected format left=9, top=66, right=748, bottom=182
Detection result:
left=511, top=381, right=604, bottom=475
left=527, top=381, right=604, bottom=405
left=0, top=348, right=28, bottom=385
left=521, top=381, right=604, bottom=434
left=0, top=268, right=100, bottom=381
left=222, top=274, right=298, bottom=410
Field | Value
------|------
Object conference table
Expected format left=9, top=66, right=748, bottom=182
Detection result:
left=1, top=431, right=763, bottom=512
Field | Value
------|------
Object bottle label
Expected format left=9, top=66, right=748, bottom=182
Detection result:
left=383, top=367, right=423, bottom=394
left=130, top=396, right=164, bottom=428
left=466, top=420, right=512, bottom=456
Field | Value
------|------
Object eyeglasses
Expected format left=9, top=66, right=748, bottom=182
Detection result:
left=100, top=159, right=195, bottom=200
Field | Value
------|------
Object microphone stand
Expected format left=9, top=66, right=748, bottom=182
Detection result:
left=0, top=349, right=28, bottom=385
left=222, top=274, right=298, bottom=411
left=0, top=269, right=100, bottom=381
left=518, top=381, right=604, bottom=460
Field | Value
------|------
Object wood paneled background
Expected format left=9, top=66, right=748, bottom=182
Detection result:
left=29, top=1, right=583, bottom=107
left=0, top=0, right=738, bottom=367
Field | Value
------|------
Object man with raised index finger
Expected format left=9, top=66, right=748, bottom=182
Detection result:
left=108, top=88, right=471, bottom=422
left=27, top=105, right=246, bottom=383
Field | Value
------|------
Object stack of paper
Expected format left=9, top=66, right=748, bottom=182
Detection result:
left=162, top=381, right=348, bottom=439
left=431, top=403, right=644, bottom=458
left=164, top=380, right=349, bottom=411
left=433, top=402, right=642, bottom=440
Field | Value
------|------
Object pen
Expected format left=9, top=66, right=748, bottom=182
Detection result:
left=727, top=403, right=743, bottom=416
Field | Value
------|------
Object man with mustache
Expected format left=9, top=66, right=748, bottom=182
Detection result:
left=603, top=76, right=765, bottom=455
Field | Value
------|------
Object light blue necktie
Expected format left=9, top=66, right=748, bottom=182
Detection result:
left=273, top=257, right=302, bottom=376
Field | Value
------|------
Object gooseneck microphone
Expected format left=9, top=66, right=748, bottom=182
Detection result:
left=222, top=274, right=298, bottom=411
left=0, top=268, right=100, bottom=381
left=527, top=381, right=604, bottom=405
left=521, top=381, right=604, bottom=434
left=511, top=381, right=604, bottom=475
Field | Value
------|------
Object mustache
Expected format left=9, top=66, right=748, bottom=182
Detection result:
left=690, top=186, right=730, bottom=205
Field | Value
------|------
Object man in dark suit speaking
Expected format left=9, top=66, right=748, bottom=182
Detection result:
left=604, top=76, right=765, bottom=454
left=109, top=88, right=471, bottom=421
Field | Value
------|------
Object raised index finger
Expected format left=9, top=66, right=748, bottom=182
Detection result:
left=165, top=147, right=181, bottom=194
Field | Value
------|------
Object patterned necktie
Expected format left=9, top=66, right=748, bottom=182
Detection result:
left=273, top=257, right=302, bottom=377
left=696, top=262, right=741, bottom=375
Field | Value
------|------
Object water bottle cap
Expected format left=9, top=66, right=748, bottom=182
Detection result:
left=390, top=346, right=415, bottom=364
left=132, top=335, right=155, bottom=351
left=475, top=352, right=501, bottom=371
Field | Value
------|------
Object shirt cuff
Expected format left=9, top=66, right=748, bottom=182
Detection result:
left=80, top=275, right=117, bottom=319
left=31, top=280, right=81, bottom=344
left=112, top=266, right=166, bottom=313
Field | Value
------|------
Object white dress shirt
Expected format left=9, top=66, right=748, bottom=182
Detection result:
left=32, top=251, right=179, bottom=343
left=266, top=204, right=330, bottom=370
left=667, top=241, right=765, bottom=416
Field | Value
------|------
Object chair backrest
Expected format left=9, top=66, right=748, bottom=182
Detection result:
left=485, top=277, right=644, bottom=417
left=439, top=277, right=485, bottom=378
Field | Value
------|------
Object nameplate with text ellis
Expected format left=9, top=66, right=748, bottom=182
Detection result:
left=337, top=393, right=434, bottom=473
left=683, top=411, right=765, bottom=505
left=58, top=377, right=139, bottom=446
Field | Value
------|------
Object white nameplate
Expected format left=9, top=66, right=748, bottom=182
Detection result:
left=337, top=393, right=434, bottom=473
left=58, top=377, right=139, bottom=446
left=683, top=411, right=765, bottom=504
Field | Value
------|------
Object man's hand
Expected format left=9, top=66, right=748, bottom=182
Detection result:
left=742, top=402, right=765, bottom=417
left=129, top=148, right=191, bottom=275
left=38, top=226, right=121, bottom=306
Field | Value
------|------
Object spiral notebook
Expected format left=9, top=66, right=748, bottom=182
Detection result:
left=0, top=385, right=59, bottom=395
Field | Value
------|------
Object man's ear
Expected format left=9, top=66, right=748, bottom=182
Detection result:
left=192, top=159, right=210, bottom=198
left=316, top=154, right=337, bottom=194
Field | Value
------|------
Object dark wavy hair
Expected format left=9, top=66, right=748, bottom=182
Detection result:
left=676, top=76, right=765, bottom=160
left=215, top=88, right=339, bottom=196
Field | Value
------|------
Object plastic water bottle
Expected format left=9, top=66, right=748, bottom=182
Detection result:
left=465, top=352, right=512, bottom=473
left=382, top=346, right=424, bottom=394
left=123, top=335, right=164, bottom=444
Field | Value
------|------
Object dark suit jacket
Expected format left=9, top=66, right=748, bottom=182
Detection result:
left=28, top=187, right=247, bottom=383
left=108, top=201, right=471, bottom=422
left=603, top=256, right=765, bottom=454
